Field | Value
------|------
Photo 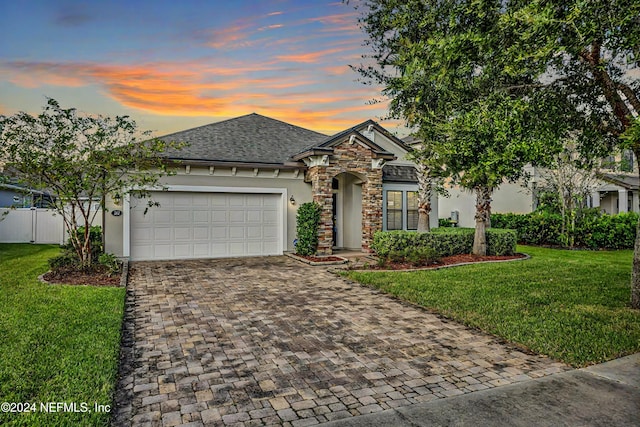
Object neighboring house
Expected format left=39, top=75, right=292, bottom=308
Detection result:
left=0, top=183, right=54, bottom=208
left=434, top=167, right=639, bottom=229
left=104, top=113, right=437, bottom=261
left=595, top=172, right=640, bottom=214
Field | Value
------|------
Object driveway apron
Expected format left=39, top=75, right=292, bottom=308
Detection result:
left=113, top=256, right=567, bottom=426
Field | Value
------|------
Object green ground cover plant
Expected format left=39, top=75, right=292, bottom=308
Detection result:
left=0, top=244, right=125, bottom=426
left=346, top=245, right=639, bottom=367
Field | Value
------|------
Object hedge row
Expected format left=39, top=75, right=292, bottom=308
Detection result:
left=491, top=210, right=638, bottom=249
left=371, top=228, right=517, bottom=257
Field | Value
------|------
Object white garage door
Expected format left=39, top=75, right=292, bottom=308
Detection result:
left=130, top=191, right=282, bottom=261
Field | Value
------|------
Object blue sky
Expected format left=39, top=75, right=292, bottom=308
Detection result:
left=0, top=0, right=401, bottom=136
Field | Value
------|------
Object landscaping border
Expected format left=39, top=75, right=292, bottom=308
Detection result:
left=332, top=253, right=531, bottom=273
left=285, top=252, right=349, bottom=266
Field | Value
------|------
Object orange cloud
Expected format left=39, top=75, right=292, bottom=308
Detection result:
left=1, top=59, right=394, bottom=135
left=276, top=46, right=355, bottom=64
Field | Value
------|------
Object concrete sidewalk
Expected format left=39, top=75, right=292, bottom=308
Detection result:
left=321, top=353, right=640, bottom=426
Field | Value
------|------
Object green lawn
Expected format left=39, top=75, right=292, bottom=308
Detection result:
left=0, top=244, right=125, bottom=427
left=346, top=245, right=640, bottom=367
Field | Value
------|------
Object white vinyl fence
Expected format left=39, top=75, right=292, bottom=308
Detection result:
left=0, top=206, right=102, bottom=244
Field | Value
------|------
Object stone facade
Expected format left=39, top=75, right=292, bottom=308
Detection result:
left=306, top=138, right=385, bottom=255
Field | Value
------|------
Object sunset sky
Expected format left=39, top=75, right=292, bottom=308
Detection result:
left=0, top=0, right=404, bottom=137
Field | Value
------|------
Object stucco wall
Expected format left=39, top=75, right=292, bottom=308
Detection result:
left=438, top=181, right=534, bottom=228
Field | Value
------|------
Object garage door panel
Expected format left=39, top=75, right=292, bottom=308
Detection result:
left=154, top=211, right=173, bottom=223
left=229, top=226, right=245, bottom=238
left=173, top=244, right=191, bottom=257
left=247, top=210, right=262, bottom=222
left=193, top=211, right=209, bottom=223
left=153, top=245, right=173, bottom=259
left=229, top=210, right=246, bottom=222
left=174, top=227, right=191, bottom=240
left=247, top=226, right=263, bottom=238
left=192, top=196, right=209, bottom=207
left=263, top=226, right=278, bottom=238
left=173, top=193, right=192, bottom=206
left=211, top=227, right=227, bottom=239
left=228, top=194, right=245, bottom=206
left=193, top=226, right=210, bottom=239
left=174, top=210, right=193, bottom=223
left=130, top=191, right=282, bottom=261
left=193, top=243, right=209, bottom=256
left=153, top=228, right=172, bottom=241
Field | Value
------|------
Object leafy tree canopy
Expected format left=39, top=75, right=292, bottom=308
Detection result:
left=0, top=98, right=184, bottom=267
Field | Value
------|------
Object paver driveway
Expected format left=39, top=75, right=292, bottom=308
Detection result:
left=113, top=256, right=567, bottom=426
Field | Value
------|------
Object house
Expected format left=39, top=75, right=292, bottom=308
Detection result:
left=104, top=113, right=437, bottom=261
left=0, top=182, right=55, bottom=208
left=595, top=172, right=640, bottom=214
left=435, top=167, right=640, bottom=229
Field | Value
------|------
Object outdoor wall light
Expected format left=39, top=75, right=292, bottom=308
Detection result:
left=289, top=195, right=296, bottom=205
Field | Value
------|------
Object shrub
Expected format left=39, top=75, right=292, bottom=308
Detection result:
left=486, top=229, right=517, bottom=256
left=98, top=253, right=122, bottom=276
left=438, top=218, right=456, bottom=227
left=372, top=228, right=516, bottom=258
left=48, top=251, right=81, bottom=272
left=382, top=246, right=440, bottom=267
left=405, top=247, right=440, bottom=266
left=295, top=202, right=322, bottom=256
left=50, top=225, right=105, bottom=272
left=491, top=211, right=638, bottom=249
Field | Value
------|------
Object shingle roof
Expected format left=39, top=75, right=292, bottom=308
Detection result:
left=382, top=164, right=418, bottom=183
left=601, top=172, right=639, bottom=190
left=159, top=113, right=328, bottom=165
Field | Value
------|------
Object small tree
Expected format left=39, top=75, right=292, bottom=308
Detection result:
left=439, top=95, right=555, bottom=255
left=537, top=139, right=602, bottom=247
left=0, top=98, right=182, bottom=269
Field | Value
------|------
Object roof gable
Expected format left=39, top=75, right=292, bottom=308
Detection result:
left=291, top=120, right=408, bottom=161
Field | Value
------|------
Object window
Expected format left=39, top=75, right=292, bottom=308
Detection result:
left=406, top=191, right=419, bottom=230
left=386, top=191, right=403, bottom=230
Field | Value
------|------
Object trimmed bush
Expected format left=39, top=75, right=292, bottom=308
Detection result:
left=384, top=246, right=441, bottom=267
left=295, top=202, right=321, bottom=256
left=486, top=229, right=517, bottom=256
left=492, top=211, right=638, bottom=249
left=371, top=228, right=517, bottom=258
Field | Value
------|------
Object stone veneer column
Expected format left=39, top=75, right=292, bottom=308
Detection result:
left=361, top=168, right=383, bottom=251
left=309, top=166, right=334, bottom=255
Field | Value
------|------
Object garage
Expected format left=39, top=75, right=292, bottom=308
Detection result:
left=128, top=190, right=283, bottom=261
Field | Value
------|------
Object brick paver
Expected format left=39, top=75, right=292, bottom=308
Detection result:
left=112, top=256, right=567, bottom=426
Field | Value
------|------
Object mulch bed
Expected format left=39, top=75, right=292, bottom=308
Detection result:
left=42, top=268, right=122, bottom=287
left=365, top=253, right=527, bottom=270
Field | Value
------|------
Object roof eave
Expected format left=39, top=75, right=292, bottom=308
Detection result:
left=163, top=158, right=306, bottom=170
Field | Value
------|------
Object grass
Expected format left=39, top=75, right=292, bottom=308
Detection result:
left=0, top=244, right=126, bottom=427
left=346, top=245, right=640, bottom=367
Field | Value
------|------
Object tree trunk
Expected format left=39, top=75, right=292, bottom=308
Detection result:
left=631, top=148, right=640, bottom=309
left=632, top=217, right=640, bottom=309
left=473, top=186, right=492, bottom=255
left=416, top=163, right=432, bottom=232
